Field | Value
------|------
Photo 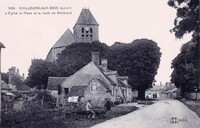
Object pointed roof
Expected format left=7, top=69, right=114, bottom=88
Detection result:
left=61, top=62, right=114, bottom=91
left=53, top=28, right=76, bottom=48
left=74, top=9, right=99, bottom=26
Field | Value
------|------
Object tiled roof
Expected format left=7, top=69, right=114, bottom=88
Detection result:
left=16, top=84, right=31, bottom=91
left=47, top=77, right=68, bottom=90
left=96, top=78, right=111, bottom=92
left=98, top=67, right=116, bottom=86
left=68, top=85, right=87, bottom=97
left=118, top=79, right=127, bottom=88
left=62, top=62, right=114, bottom=88
left=74, top=9, right=99, bottom=26
left=1, top=81, right=11, bottom=90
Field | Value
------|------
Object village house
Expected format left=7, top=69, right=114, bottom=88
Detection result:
left=47, top=52, right=133, bottom=107
left=145, top=82, right=179, bottom=99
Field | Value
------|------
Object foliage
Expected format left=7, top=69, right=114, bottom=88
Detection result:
left=108, top=39, right=161, bottom=100
left=168, top=0, right=199, bottom=40
left=2, top=102, right=65, bottom=128
left=25, top=59, right=55, bottom=89
left=35, top=90, right=56, bottom=109
left=2, top=73, right=8, bottom=84
left=168, top=0, right=200, bottom=93
left=171, top=41, right=199, bottom=95
left=55, top=41, right=110, bottom=76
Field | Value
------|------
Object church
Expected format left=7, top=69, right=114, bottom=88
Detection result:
left=46, top=8, right=99, bottom=62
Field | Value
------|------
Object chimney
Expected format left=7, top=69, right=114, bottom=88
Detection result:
left=101, top=59, right=108, bottom=71
left=92, top=52, right=100, bottom=66
left=8, top=67, right=15, bottom=84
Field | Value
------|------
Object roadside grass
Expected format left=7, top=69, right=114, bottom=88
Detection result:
left=181, top=100, right=200, bottom=117
left=64, top=105, right=138, bottom=128
left=2, top=105, right=138, bottom=128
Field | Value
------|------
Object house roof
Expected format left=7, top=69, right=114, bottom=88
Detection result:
left=96, top=78, right=112, bottom=92
left=61, top=62, right=114, bottom=90
left=16, top=84, right=31, bottom=92
left=118, top=79, right=127, bottom=88
left=47, top=77, right=68, bottom=90
left=53, top=28, right=76, bottom=48
left=74, top=9, right=99, bottom=26
left=1, top=81, right=11, bottom=90
left=68, top=85, right=87, bottom=97
left=98, top=67, right=116, bottom=85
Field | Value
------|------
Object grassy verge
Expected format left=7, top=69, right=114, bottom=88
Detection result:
left=64, top=106, right=138, bottom=128
left=2, top=105, right=138, bottom=128
left=181, top=100, right=200, bottom=117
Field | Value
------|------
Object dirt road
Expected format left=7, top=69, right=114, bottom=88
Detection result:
left=91, top=99, right=200, bottom=128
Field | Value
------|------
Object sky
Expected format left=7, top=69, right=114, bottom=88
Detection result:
left=0, top=0, right=191, bottom=84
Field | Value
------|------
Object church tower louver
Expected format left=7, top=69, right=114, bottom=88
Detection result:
left=46, top=8, right=99, bottom=62
left=73, top=8, right=99, bottom=43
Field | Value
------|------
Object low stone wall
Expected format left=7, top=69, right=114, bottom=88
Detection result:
left=186, top=93, right=200, bottom=100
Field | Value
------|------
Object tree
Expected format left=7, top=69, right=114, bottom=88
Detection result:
left=25, top=59, right=55, bottom=89
left=108, top=39, right=161, bottom=100
left=168, top=0, right=200, bottom=90
left=171, top=41, right=198, bottom=97
left=55, top=41, right=110, bottom=76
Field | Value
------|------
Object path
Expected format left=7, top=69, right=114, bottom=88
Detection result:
left=91, top=99, right=200, bottom=128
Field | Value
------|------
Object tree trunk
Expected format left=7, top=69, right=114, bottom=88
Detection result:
left=138, top=89, right=145, bottom=100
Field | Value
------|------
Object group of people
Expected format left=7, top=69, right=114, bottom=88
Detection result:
left=86, top=98, right=111, bottom=119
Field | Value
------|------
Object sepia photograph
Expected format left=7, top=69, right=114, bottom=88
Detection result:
left=0, top=0, right=199, bottom=127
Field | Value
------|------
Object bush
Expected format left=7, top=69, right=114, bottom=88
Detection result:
left=2, top=102, right=65, bottom=128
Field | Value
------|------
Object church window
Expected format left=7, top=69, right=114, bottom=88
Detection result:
left=82, top=28, right=84, bottom=33
left=90, top=35, right=93, bottom=37
left=86, top=35, right=89, bottom=37
left=86, top=30, right=89, bottom=33
left=90, top=28, right=93, bottom=33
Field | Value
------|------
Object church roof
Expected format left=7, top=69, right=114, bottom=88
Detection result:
left=53, top=28, right=76, bottom=48
left=74, top=9, right=99, bottom=26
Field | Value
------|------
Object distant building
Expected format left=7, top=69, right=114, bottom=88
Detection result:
left=46, top=8, right=99, bottom=62
left=145, top=82, right=178, bottom=99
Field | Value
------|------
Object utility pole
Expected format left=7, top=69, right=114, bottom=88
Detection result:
left=0, top=42, right=5, bottom=125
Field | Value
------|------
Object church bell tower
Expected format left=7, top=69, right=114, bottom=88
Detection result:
left=73, top=8, right=99, bottom=43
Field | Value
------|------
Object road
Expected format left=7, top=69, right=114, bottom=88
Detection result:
left=91, top=99, right=200, bottom=128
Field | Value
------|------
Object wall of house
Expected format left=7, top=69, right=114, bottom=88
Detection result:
left=84, top=82, right=112, bottom=107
